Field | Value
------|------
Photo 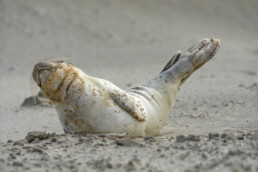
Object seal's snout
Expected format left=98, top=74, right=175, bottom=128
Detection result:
left=32, top=62, right=54, bottom=87
left=206, top=38, right=220, bottom=57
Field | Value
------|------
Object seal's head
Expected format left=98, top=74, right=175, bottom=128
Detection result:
left=32, top=60, right=83, bottom=104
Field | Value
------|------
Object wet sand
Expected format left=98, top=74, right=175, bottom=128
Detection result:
left=0, top=0, right=258, bottom=171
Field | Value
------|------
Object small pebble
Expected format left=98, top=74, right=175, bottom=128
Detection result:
left=13, top=141, right=24, bottom=146
left=176, top=135, right=186, bottom=143
left=51, top=138, right=57, bottom=142
left=7, top=140, right=13, bottom=143
left=31, top=147, right=44, bottom=154
left=115, top=139, right=140, bottom=147
left=26, top=131, right=49, bottom=143
left=221, top=132, right=236, bottom=141
left=186, top=135, right=201, bottom=142
left=209, top=133, right=220, bottom=140
left=12, top=161, right=23, bottom=167
left=9, top=153, right=16, bottom=159
left=143, top=136, right=156, bottom=142
left=201, top=153, right=208, bottom=160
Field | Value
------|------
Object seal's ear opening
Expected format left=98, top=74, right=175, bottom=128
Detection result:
left=160, top=51, right=182, bottom=74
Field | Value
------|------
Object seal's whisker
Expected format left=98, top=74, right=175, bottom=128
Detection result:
left=30, top=74, right=39, bottom=104
left=40, top=57, right=77, bottom=64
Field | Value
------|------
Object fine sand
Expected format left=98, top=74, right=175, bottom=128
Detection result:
left=0, top=0, right=258, bottom=171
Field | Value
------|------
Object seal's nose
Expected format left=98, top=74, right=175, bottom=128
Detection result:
left=209, top=37, right=220, bottom=46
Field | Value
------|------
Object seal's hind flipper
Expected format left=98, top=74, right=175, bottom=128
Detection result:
left=110, top=90, right=146, bottom=122
left=168, top=38, right=220, bottom=85
left=160, top=51, right=182, bottom=73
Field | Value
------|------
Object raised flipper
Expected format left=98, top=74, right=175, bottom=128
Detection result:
left=141, top=38, right=220, bottom=90
left=109, top=90, right=146, bottom=122
left=160, top=51, right=182, bottom=73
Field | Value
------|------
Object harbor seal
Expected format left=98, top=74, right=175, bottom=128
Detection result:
left=32, top=38, right=220, bottom=136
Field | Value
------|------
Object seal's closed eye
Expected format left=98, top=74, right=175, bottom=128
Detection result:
left=54, top=60, right=65, bottom=63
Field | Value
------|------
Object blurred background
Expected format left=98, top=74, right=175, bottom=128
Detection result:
left=0, top=0, right=257, bottom=142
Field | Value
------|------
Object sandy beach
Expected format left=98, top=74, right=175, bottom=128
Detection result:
left=0, top=0, right=257, bottom=171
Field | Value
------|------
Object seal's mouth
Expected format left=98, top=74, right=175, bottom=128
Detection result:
left=35, top=69, right=48, bottom=87
left=36, top=71, right=41, bottom=87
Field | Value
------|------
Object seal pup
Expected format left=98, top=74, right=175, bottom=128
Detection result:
left=32, top=38, right=220, bottom=137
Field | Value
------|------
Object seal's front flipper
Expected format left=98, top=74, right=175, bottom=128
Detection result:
left=160, top=51, right=182, bottom=73
left=109, top=90, right=146, bottom=122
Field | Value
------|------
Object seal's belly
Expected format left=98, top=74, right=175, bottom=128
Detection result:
left=56, top=88, right=147, bottom=136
